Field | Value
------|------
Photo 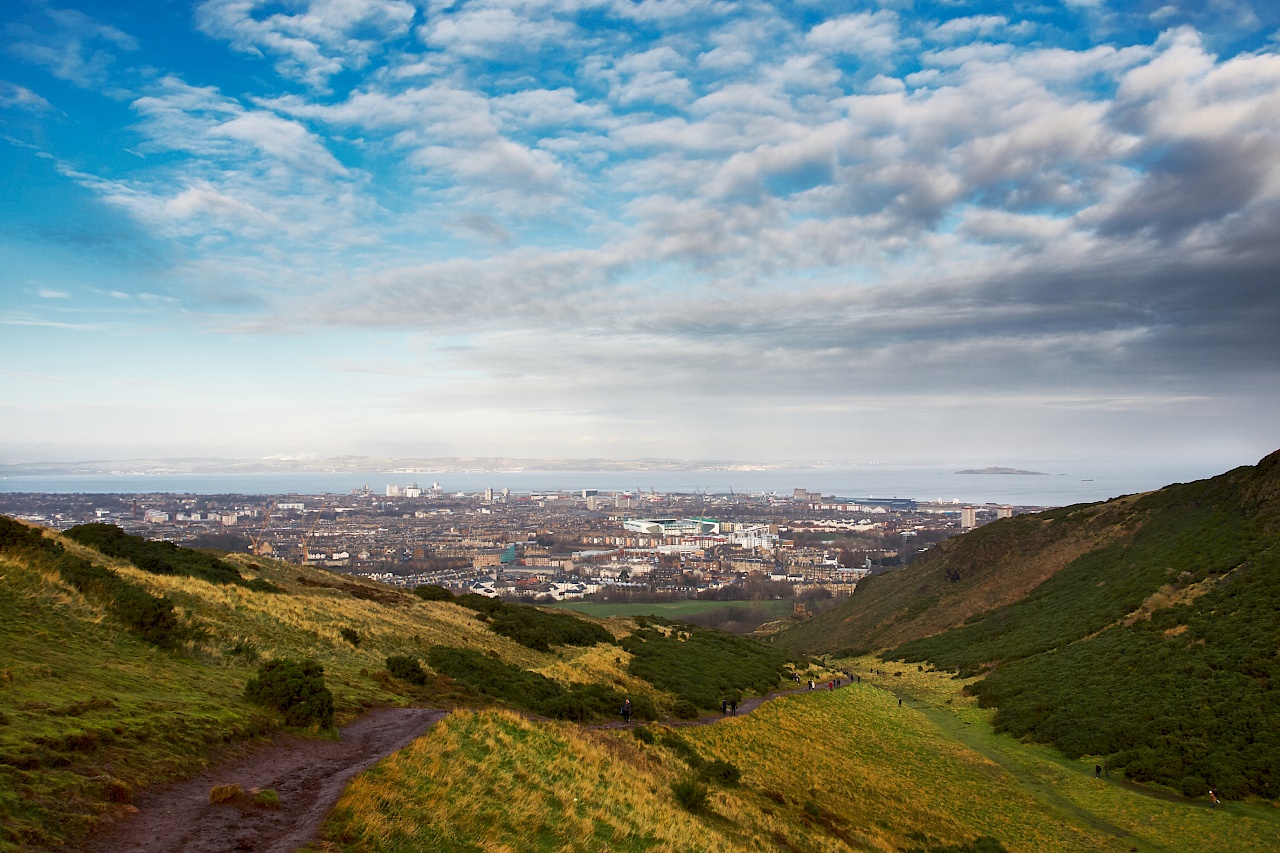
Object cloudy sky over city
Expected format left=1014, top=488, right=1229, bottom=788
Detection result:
left=1, top=0, right=1277, bottom=467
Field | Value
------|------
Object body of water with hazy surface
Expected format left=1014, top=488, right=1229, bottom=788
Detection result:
left=0, top=462, right=1236, bottom=507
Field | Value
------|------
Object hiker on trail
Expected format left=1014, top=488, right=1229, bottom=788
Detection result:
left=897, top=697, right=902, bottom=706
left=828, top=681, right=834, bottom=691
left=620, top=698, right=632, bottom=724
left=1210, top=789, right=1220, bottom=806
left=1095, top=764, right=1102, bottom=779
left=808, top=680, right=814, bottom=691
left=722, top=699, right=729, bottom=715
left=730, top=698, right=737, bottom=716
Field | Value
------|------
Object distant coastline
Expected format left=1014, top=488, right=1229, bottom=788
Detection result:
left=955, top=467, right=1048, bottom=475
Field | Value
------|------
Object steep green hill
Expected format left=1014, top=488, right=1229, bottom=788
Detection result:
left=782, top=450, right=1280, bottom=799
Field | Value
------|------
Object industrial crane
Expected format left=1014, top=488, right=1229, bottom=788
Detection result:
left=250, top=501, right=276, bottom=556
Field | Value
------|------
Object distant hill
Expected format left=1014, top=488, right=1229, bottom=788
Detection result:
left=782, top=450, right=1280, bottom=799
left=954, top=467, right=1047, bottom=475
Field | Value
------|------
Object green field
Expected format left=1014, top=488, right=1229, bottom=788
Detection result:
left=546, top=598, right=791, bottom=620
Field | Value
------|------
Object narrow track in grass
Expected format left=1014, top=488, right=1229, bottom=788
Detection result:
left=75, top=708, right=445, bottom=853
left=74, top=679, right=851, bottom=852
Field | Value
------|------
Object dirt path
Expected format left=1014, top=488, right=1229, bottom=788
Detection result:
left=77, top=708, right=445, bottom=853
left=77, top=680, right=848, bottom=852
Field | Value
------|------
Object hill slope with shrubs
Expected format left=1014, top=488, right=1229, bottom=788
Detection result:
left=0, top=518, right=796, bottom=851
left=784, top=450, right=1280, bottom=799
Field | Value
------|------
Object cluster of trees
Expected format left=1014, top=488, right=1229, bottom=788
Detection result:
left=1, top=516, right=185, bottom=647
left=63, top=523, right=278, bottom=592
left=425, top=646, right=655, bottom=722
left=414, top=586, right=613, bottom=651
left=620, top=619, right=793, bottom=711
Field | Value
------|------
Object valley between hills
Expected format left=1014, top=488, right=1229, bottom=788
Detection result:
left=2, top=450, right=1279, bottom=852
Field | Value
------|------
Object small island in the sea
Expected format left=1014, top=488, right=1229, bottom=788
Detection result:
left=955, top=466, right=1048, bottom=475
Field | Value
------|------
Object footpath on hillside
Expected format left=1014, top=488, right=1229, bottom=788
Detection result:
left=74, top=680, right=851, bottom=853
left=76, top=708, right=445, bottom=853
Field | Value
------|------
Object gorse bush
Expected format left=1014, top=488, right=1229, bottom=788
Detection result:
left=412, top=584, right=455, bottom=602
left=0, top=516, right=183, bottom=647
left=621, top=622, right=792, bottom=710
left=340, top=627, right=361, bottom=647
left=63, top=523, right=278, bottom=592
left=670, top=776, right=710, bottom=812
left=451, top=595, right=613, bottom=651
left=426, top=646, right=655, bottom=722
left=385, top=654, right=428, bottom=686
left=244, top=659, right=334, bottom=728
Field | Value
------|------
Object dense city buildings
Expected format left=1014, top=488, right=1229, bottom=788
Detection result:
left=0, top=487, right=1040, bottom=603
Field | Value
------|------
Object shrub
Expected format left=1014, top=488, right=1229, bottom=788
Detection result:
left=63, top=523, right=278, bottom=591
left=670, top=777, right=710, bottom=812
left=621, top=624, right=792, bottom=711
left=698, top=759, right=741, bottom=785
left=1180, top=775, right=1208, bottom=798
left=385, top=655, right=428, bottom=686
left=632, top=726, right=656, bottom=744
left=340, top=627, right=361, bottom=647
left=244, top=659, right=334, bottom=728
left=427, top=646, right=644, bottom=723
left=672, top=699, right=700, bottom=720
left=413, top=584, right=455, bottom=602
left=452, top=595, right=613, bottom=650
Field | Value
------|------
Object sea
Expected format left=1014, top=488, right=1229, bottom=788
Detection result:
left=0, top=461, right=1237, bottom=508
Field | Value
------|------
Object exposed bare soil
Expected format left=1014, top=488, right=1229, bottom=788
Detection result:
left=75, top=708, right=445, bottom=853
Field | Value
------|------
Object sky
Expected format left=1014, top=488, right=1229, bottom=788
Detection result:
left=1, top=0, right=1278, bottom=468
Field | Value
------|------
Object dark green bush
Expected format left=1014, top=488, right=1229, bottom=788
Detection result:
left=63, top=523, right=278, bottom=591
left=413, top=584, right=456, bottom=602
left=340, top=627, right=361, bottom=647
left=426, top=646, right=649, bottom=723
left=385, top=655, right=428, bottom=686
left=0, top=518, right=186, bottom=649
left=452, top=596, right=613, bottom=650
left=1180, top=775, right=1208, bottom=798
left=621, top=624, right=791, bottom=711
left=672, top=699, right=700, bottom=719
left=632, top=726, right=656, bottom=744
left=244, top=659, right=334, bottom=728
left=698, top=759, right=741, bottom=785
left=670, top=777, right=709, bottom=812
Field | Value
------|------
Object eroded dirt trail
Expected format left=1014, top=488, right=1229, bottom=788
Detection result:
left=78, top=708, right=445, bottom=853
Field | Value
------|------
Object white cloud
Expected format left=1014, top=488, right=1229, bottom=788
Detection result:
left=0, top=81, right=51, bottom=111
left=806, top=12, right=901, bottom=58
left=196, top=0, right=417, bottom=87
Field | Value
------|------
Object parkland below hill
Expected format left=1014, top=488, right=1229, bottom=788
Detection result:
left=783, top=449, right=1280, bottom=801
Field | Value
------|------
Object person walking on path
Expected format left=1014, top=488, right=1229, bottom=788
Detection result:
left=620, top=698, right=632, bottom=724
left=730, top=698, right=738, bottom=716
left=721, top=699, right=729, bottom=716
left=1095, top=764, right=1102, bottom=779
left=1210, top=788, right=1220, bottom=806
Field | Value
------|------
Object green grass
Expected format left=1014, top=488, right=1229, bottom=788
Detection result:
left=839, top=655, right=1280, bottom=853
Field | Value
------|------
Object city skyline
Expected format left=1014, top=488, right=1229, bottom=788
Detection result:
left=2, top=1, right=1278, bottom=468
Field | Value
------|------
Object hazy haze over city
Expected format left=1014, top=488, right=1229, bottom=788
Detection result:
left=1, top=0, right=1277, bottom=468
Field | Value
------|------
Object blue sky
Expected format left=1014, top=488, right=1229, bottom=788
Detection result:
left=1, top=0, right=1277, bottom=467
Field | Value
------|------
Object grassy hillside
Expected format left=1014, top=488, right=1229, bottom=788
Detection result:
left=319, top=678, right=1280, bottom=853
left=782, top=451, right=1280, bottom=800
left=0, top=517, right=801, bottom=851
